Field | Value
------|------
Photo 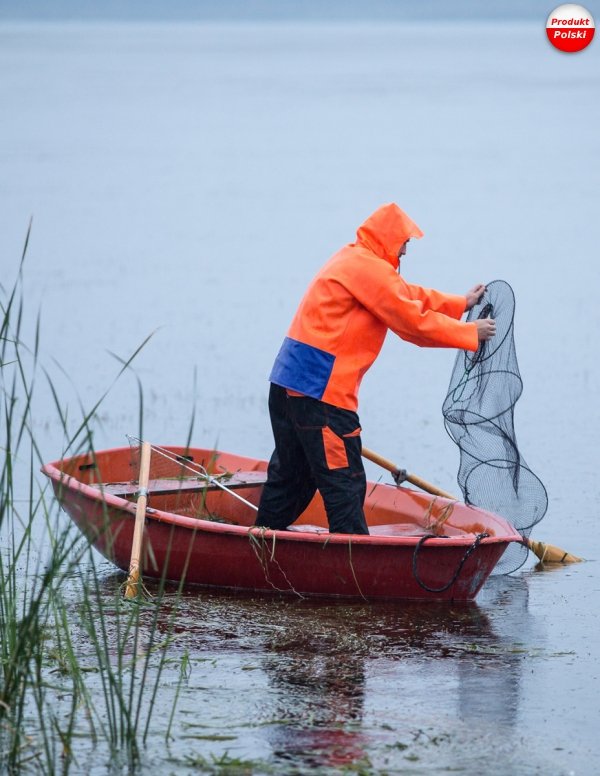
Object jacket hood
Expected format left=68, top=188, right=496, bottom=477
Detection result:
left=355, top=203, right=424, bottom=267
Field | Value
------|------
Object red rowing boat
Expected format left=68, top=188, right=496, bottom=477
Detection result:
left=41, top=444, right=522, bottom=601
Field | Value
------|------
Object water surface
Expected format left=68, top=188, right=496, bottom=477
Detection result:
left=1, top=19, right=599, bottom=774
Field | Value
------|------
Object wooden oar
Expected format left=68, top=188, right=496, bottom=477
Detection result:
left=124, top=440, right=152, bottom=599
left=362, top=446, right=582, bottom=564
left=362, top=446, right=455, bottom=498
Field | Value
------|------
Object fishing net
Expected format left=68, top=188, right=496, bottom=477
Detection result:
left=442, top=280, right=548, bottom=574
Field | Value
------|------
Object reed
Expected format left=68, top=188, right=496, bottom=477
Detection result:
left=1, top=231, right=188, bottom=773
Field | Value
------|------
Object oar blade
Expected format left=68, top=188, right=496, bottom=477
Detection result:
left=527, top=538, right=583, bottom=564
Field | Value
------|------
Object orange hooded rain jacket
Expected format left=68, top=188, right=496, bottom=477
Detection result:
left=269, top=203, right=479, bottom=411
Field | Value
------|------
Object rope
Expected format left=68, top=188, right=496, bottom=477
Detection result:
left=412, top=532, right=490, bottom=593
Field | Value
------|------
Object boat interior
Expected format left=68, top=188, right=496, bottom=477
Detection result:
left=58, top=445, right=500, bottom=539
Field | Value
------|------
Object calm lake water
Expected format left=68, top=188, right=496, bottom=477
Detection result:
left=1, top=18, right=599, bottom=774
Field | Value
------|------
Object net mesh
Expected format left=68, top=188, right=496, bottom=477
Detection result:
left=442, top=280, right=548, bottom=574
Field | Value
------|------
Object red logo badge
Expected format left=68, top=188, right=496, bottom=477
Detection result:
left=547, top=4, right=595, bottom=52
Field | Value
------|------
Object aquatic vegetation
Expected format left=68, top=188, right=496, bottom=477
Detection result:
left=0, top=234, right=186, bottom=773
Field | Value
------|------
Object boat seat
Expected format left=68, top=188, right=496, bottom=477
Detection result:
left=287, top=523, right=430, bottom=537
left=369, top=523, right=432, bottom=537
left=93, top=470, right=267, bottom=498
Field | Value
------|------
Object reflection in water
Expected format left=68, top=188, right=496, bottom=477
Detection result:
left=260, top=620, right=368, bottom=769
left=86, top=568, right=544, bottom=773
left=457, top=576, right=533, bottom=732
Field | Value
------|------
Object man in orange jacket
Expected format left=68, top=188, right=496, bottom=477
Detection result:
left=256, top=203, right=496, bottom=535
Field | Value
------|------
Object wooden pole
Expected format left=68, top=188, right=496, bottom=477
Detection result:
left=124, top=440, right=152, bottom=599
left=362, top=446, right=456, bottom=499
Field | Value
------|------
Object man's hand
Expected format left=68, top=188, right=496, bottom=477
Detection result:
left=465, top=284, right=486, bottom=310
left=476, top=318, right=496, bottom=341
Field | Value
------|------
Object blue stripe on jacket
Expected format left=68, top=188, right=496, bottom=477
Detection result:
left=269, top=337, right=335, bottom=400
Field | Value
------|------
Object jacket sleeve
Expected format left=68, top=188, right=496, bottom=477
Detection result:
left=404, top=282, right=467, bottom=320
left=341, top=257, right=479, bottom=352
